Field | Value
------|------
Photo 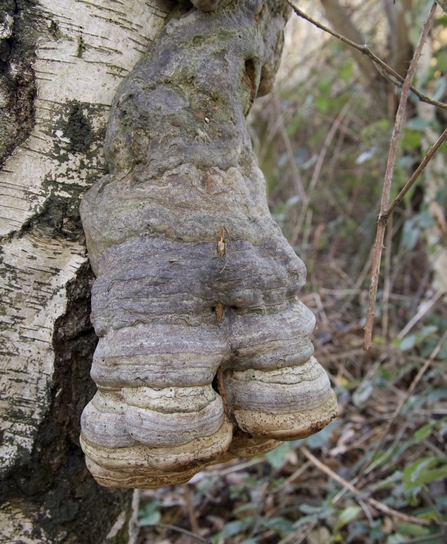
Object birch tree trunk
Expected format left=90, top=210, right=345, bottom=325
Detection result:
left=0, top=1, right=169, bottom=541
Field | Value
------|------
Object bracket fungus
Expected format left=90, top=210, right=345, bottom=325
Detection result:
left=80, top=0, right=338, bottom=489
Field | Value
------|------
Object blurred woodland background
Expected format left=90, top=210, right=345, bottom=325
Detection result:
left=138, top=1, right=447, bottom=542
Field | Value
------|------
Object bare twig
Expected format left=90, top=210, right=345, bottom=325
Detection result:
left=301, top=446, right=432, bottom=526
left=183, top=484, right=201, bottom=536
left=154, top=523, right=211, bottom=543
left=393, top=327, right=447, bottom=416
left=401, top=531, right=447, bottom=543
left=436, top=0, right=447, bottom=14
left=204, top=457, right=265, bottom=477
left=363, top=2, right=438, bottom=351
left=285, top=1, right=447, bottom=112
left=274, top=461, right=311, bottom=493
left=397, top=290, right=443, bottom=340
left=278, top=519, right=317, bottom=544
left=382, top=126, right=447, bottom=220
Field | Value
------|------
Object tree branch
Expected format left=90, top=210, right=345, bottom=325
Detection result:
left=382, top=126, right=447, bottom=220
left=363, top=2, right=436, bottom=351
left=320, top=0, right=380, bottom=89
left=154, top=523, right=211, bottom=543
left=363, top=1, right=438, bottom=351
left=436, top=0, right=447, bottom=15
left=285, top=1, right=447, bottom=112
left=301, top=446, right=432, bottom=526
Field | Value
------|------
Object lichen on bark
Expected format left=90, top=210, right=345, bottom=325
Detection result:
left=80, top=0, right=338, bottom=489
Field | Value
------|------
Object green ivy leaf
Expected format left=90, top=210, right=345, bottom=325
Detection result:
left=216, top=518, right=253, bottom=538
left=138, top=500, right=161, bottom=526
left=353, top=380, right=374, bottom=407
left=334, top=506, right=362, bottom=531
left=265, top=442, right=292, bottom=470
left=386, top=534, right=410, bottom=544
left=396, top=522, right=430, bottom=537
left=402, top=218, right=419, bottom=251
left=415, top=422, right=437, bottom=441
left=406, top=117, right=430, bottom=131
left=403, top=457, right=447, bottom=488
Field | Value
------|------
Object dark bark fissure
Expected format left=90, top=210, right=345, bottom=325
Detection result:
left=242, top=58, right=258, bottom=115
left=0, top=0, right=39, bottom=167
left=0, top=262, right=133, bottom=543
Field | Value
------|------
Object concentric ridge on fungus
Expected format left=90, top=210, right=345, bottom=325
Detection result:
left=80, top=0, right=338, bottom=489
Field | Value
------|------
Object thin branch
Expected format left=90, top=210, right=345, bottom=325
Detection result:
left=204, top=457, right=265, bottom=477
left=397, top=290, right=443, bottom=340
left=285, top=0, right=447, bottom=112
left=320, top=0, right=380, bottom=94
left=436, top=0, right=447, bottom=15
left=382, top=126, right=447, bottom=220
left=273, top=461, right=312, bottom=493
left=278, top=518, right=317, bottom=544
left=153, top=523, right=211, bottom=543
left=183, top=484, right=201, bottom=536
left=363, top=2, right=438, bottom=351
left=301, top=446, right=432, bottom=526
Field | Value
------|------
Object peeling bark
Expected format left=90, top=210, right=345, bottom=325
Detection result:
left=80, top=0, right=338, bottom=489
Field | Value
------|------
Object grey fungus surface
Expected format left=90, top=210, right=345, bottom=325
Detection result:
left=80, top=0, right=338, bottom=489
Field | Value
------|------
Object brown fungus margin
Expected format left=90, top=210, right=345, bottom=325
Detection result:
left=79, top=0, right=338, bottom=489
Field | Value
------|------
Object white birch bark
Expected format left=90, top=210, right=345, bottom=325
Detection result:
left=0, top=1, right=168, bottom=542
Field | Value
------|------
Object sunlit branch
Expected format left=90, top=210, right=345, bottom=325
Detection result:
left=363, top=1, right=438, bottom=351
left=436, top=0, right=447, bottom=15
left=285, top=0, right=447, bottom=112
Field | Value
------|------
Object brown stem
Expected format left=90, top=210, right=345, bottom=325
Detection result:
left=182, top=484, right=202, bottom=536
left=436, top=0, right=447, bottom=14
left=154, top=523, right=211, bottom=543
left=301, top=446, right=432, bottom=526
left=382, top=126, right=447, bottom=220
left=363, top=1, right=438, bottom=352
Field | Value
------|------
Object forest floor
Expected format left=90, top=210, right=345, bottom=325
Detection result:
left=137, top=244, right=447, bottom=544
